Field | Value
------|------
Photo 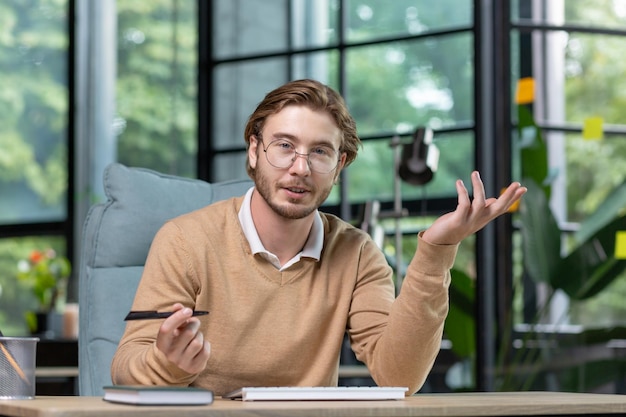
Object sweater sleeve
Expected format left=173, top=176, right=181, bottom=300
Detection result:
left=110, top=221, right=202, bottom=386
left=349, top=231, right=457, bottom=395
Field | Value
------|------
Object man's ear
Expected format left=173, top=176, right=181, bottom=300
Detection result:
left=248, top=136, right=259, bottom=169
left=333, top=152, right=348, bottom=183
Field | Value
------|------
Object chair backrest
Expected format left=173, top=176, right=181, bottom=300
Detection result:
left=78, top=163, right=252, bottom=396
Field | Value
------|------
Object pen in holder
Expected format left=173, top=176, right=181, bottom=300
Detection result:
left=0, top=336, right=39, bottom=399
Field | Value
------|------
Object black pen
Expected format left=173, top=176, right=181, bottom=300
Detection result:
left=124, top=310, right=209, bottom=321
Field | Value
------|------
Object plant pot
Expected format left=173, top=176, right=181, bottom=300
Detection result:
left=32, top=311, right=64, bottom=339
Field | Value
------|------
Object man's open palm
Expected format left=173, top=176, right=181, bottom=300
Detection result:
left=422, top=171, right=527, bottom=246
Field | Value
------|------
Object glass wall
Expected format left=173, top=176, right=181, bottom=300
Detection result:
left=116, top=0, right=198, bottom=176
left=0, top=0, right=199, bottom=335
left=0, top=2, right=69, bottom=225
left=208, top=0, right=478, bottom=392
left=0, top=0, right=624, bottom=394
left=506, top=0, right=626, bottom=393
left=0, top=0, right=69, bottom=335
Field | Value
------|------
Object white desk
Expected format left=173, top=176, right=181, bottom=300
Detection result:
left=1, top=391, right=626, bottom=417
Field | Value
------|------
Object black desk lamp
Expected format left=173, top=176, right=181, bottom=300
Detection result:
left=390, top=127, right=439, bottom=293
left=398, top=127, right=439, bottom=185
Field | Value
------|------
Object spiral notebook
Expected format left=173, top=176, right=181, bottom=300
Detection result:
left=223, top=386, right=408, bottom=401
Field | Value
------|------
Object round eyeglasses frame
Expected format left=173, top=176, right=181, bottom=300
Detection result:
left=258, top=137, right=341, bottom=174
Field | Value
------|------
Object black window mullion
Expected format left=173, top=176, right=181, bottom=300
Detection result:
left=197, top=0, right=212, bottom=182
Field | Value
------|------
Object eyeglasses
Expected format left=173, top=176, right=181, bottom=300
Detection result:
left=260, top=138, right=340, bottom=174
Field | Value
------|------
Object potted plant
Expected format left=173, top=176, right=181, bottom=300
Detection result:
left=16, top=249, right=71, bottom=337
left=506, top=105, right=626, bottom=391
left=442, top=105, right=626, bottom=392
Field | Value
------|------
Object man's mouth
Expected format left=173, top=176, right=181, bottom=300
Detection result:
left=286, top=187, right=307, bottom=194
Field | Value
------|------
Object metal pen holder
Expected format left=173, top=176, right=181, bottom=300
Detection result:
left=0, top=336, right=39, bottom=399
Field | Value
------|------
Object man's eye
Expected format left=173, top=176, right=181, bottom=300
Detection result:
left=275, top=141, right=293, bottom=150
left=312, top=147, right=331, bottom=157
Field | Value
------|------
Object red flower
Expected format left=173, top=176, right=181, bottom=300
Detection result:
left=29, top=250, right=44, bottom=264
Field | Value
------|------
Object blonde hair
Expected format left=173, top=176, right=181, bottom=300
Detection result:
left=244, top=79, right=361, bottom=179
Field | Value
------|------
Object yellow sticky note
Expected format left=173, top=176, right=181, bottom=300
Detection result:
left=515, top=77, right=535, bottom=104
left=582, top=117, right=604, bottom=140
left=616, top=231, right=626, bottom=260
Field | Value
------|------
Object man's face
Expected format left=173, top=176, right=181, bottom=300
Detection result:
left=248, top=105, right=346, bottom=220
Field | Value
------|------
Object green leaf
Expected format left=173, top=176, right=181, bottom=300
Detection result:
left=445, top=269, right=476, bottom=358
left=574, top=179, right=626, bottom=244
left=553, top=215, right=626, bottom=299
left=557, top=326, right=626, bottom=347
left=557, top=358, right=626, bottom=392
left=518, top=105, right=551, bottom=198
left=518, top=179, right=562, bottom=285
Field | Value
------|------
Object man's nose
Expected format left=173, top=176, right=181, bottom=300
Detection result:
left=289, top=152, right=311, bottom=174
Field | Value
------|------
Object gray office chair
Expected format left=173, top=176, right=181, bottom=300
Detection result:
left=78, top=163, right=252, bottom=396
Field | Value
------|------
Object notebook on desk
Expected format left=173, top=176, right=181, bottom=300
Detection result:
left=223, top=386, right=408, bottom=401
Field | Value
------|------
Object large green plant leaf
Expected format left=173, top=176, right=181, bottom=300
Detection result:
left=557, top=358, right=626, bottom=392
left=574, top=179, right=626, bottom=244
left=445, top=269, right=475, bottom=358
left=495, top=326, right=626, bottom=391
left=511, top=99, right=626, bottom=395
left=556, top=326, right=626, bottom=347
left=517, top=106, right=626, bottom=300
left=518, top=105, right=551, bottom=198
left=552, top=215, right=626, bottom=300
left=518, top=180, right=562, bottom=285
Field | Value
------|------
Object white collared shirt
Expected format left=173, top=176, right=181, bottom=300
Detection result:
left=238, top=187, right=323, bottom=271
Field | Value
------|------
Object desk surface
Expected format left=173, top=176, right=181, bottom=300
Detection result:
left=1, top=392, right=626, bottom=417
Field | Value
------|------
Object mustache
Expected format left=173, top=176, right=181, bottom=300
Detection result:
left=279, top=181, right=314, bottom=191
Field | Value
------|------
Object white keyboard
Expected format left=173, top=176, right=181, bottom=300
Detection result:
left=223, top=386, right=408, bottom=401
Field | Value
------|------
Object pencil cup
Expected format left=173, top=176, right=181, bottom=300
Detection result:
left=0, top=336, right=39, bottom=399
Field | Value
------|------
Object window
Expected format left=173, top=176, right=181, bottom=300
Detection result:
left=207, top=0, right=479, bottom=392
left=0, top=0, right=70, bottom=335
left=116, top=0, right=198, bottom=176
left=506, top=0, right=626, bottom=392
left=0, top=2, right=69, bottom=225
left=512, top=0, right=626, bottom=330
left=1, top=0, right=624, bottom=395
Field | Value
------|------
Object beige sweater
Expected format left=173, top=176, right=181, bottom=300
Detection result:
left=111, top=196, right=457, bottom=396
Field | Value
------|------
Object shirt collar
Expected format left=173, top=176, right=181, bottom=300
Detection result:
left=238, top=187, right=323, bottom=266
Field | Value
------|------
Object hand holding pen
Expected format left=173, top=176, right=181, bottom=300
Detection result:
left=145, top=304, right=212, bottom=374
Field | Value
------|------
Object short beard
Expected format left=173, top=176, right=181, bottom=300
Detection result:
left=254, top=172, right=333, bottom=220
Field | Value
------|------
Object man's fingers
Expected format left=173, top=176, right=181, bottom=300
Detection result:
left=172, top=319, right=201, bottom=352
left=498, top=182, right=527, bottom=211
left=456, top=178, right=470, bottom=210
left=470, top=171, right=487, bottom=206
left=174, top=325, right=211, bottom=374
left=157, top=308, right=197, bottom=352
left=161, top=307, right=194, bottom=334
left=470, top=171, right=526, bottom=213
left=158, top=318, right=202, bottom=360
left=422, top=173, right=527, bottom=245
left=151, top=304, right=212, bottom=374
left=178, top=328, right=204, bottom=363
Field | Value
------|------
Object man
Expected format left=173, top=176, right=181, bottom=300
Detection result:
left=111, top=79, right=526, bottom=395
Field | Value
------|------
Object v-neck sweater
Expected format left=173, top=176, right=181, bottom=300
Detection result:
left=111, top=196, right=458, bottom=396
